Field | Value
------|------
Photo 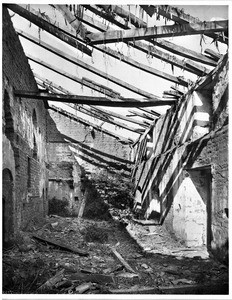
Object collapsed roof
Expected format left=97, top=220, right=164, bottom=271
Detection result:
left=6, top=4, right=228, bottom=142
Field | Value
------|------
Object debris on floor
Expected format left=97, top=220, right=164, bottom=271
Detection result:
left=3, top=215, right=229, bottom=295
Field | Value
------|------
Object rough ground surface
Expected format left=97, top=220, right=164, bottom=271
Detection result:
left=3, top=214, right=228, bottom=295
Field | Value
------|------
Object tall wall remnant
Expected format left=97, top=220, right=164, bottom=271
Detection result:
left=131, top=53, right=228, bottom=263
left=2, top=7, right=49, bottom=245
left=46, top=105, right=133, bottom=216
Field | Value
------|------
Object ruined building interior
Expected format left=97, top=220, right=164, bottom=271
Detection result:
left=2, top=3, right=230, bottom=297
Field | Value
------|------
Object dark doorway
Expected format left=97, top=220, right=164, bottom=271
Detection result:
left=2, top=168, right=14, bottom=248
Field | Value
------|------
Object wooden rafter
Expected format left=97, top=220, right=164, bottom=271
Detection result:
left=34, top=74, right=115, bottom=122
left=14, top=91, right=176, bottom=107
left=53, top=7, right=191, bottom=85
left=67, top=104, right=149, bottom=128
left=17, top=29, right=159, bottom=99
left=140, top=5, right=228, bottom=44
left=87, top=20, right=228, bottom=45
left=96, top=45, right=188, bottom=86
left=83, top=4, right=130, bottom=29
left=150, top=39, right=217, bottom=67
left=49, top=104, right=138, bottom=141
left=128, top=109, right=157, bottom=121
left=70, top=8, right=210, bottom=74
left=83, top=5, right=218, bottom=67
left=97, top=5, right=147, bottom=28
left=204, top=49, right=222, bottom=61
left=35, top=74, right=149, bottom=128
left=6, top=4, right=92, bottom=56
left=138, top=108, right=161, bottom=118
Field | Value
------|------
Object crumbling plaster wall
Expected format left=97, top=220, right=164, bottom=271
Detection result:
left=132, top=55, right=228, bottom=261
left=2, top=6, right=49, bottom=234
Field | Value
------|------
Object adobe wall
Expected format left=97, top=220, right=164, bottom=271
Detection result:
left=132, top=54, right=228, bottom=262
left=2, top=6, right=49, bottom=239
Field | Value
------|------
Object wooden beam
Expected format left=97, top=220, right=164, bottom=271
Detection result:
left=140, top=5, right=228, bottom=45
left=163, top=90, right=181, bottom=97
left=128, top=109, right=157, bottom=121
left=51, top=8, right=190, bottom=86
left=34, top=74, right=118, bottom=121
left=14, top=91, right=176, bottom=107
left=96, top=45, right=188, bottom=86
left=139, top=107, right=161, bottom=118
left=82, top=5, right=216, bottom=68
left=87, top=20, right=228, bottom=45
left=150, top=39, right=217, bottom=67
left=6, top=4, right=92, bottom=56
left=204, top=49, right=222, bottom=61
left=49, top=104, right=137, bottom=141
left=17, top=29, right=159, bottom=99
left=83, top=5, right=130, bottom=29
left=35, top=76, right=116, bottom=122
left=97, top=5, right=147, bottom=28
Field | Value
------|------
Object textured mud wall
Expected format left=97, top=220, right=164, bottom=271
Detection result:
left=132, top=54, right=228, bottom=262
left=2, top=7, right=49, bottom=235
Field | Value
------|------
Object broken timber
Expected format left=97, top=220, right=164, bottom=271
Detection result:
left=15, top=90, right=176, bottom=107
left=32, top=234, right=89, bottom=256
left=17, top=30, right=160, bottom=99
left=68, top=272, right=115, bottom=284
left=37, top=269, right=65, bottom=292
left=87, top=20, right=228, bottom=44
left=110, top=246, right=137, bottom=274
left=7, top=4, right=91, bottom=56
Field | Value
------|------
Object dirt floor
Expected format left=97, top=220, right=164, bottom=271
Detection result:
left=3, top=214, right=229, bottom=295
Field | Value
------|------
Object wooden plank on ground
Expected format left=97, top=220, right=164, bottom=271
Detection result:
left=68, top=272, right=115, bottom=284
left=87, top=20, right=228, bottom=44
left=32, top=234, right=89, bottom=256
left=37, top=269, right=65, bottom=291
left=110, top=246, right=137, bottom=274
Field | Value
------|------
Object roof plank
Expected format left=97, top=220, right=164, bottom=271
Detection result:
left=87, top=20, right=228, bottom=44
left=7, top=4, right=92, bottom=56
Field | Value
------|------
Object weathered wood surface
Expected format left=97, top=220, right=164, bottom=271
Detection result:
left=110, top=246, right=137, bottom=274
left=37, top=269, right=65, bottom=291
left=87, top=20, right=228, bottom=44
left=15, top=90, right=176, bottom=107
left=32, top=234, right=89, bottom=256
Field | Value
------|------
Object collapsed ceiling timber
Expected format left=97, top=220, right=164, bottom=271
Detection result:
left=6, top=4, right=228, bottom=142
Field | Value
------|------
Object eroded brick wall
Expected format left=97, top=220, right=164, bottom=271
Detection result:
left=2, top=6, right=49, bottom=235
